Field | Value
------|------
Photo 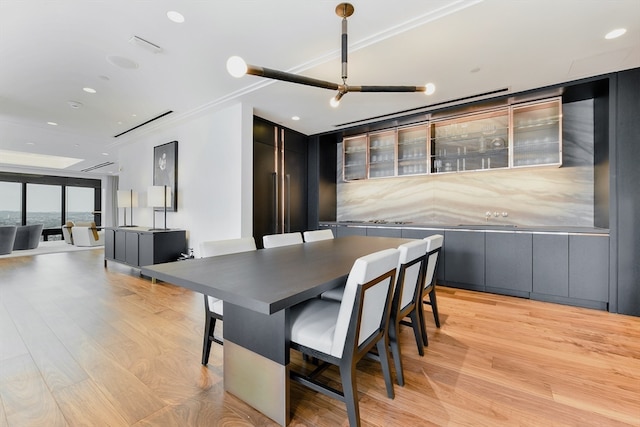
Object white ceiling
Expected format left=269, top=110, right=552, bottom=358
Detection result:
left=1, top=0, right=639, bottom=176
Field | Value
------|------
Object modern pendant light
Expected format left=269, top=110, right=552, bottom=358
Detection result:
left=227, top=2, right=435, bottom=107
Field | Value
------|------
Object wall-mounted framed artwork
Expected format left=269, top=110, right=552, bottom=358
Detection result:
left=153, top=140, right=178, bottom=212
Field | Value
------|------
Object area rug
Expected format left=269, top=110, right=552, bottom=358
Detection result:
left=0, top=240, right=102, bottom=259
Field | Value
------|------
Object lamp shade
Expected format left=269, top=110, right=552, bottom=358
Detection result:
left=117, top=190, right=138, bottom=207
left=147, top=186, right=172, bottom=208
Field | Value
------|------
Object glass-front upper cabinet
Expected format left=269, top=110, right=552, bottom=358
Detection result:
left=512, top=98, right=562, bottom=168
left=343, top=135, right=367, bottom=181
left=430, top=109, right=509, bottom=173
left=368, top=130, right=396, bottom=178
left=398, top=125, right=428, bottom=176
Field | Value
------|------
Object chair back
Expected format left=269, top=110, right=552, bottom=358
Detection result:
left=200, top=237, right=256, bottom=257
left=303, top=229, right=334, bottom=242
left=331, top=248, right=400, bottom=358
left=262, top=232, right=303, bottom=248
left=395, top=240, right=428, bottom=312
left=423, top=234, right=444, bottom=291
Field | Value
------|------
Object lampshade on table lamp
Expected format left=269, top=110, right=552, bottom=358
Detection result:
left=148, top=185, right=172, bottom=230
left=117, top=189, right=138, bottom=227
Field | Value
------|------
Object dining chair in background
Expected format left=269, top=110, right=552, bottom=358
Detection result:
left=262, top=232, right=303, bottom=248
left=387, top=240, right=428, bottom=386
left=303, top=229, right=334, bottom=242
left=199, top=236, right=257, bottom=365
left=288, top=248, right=400, bottom=427
left=420, top=234, right=444, bottom=345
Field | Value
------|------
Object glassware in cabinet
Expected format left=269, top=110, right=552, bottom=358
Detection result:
left=430, top=109, right=509, bottom=173
left=512, top=98, right=562, bottom=167
left=398, top=125, right=428, bottom=176
left=368, top=130, right=396, bottom=178
left=343, top=135, right=367, bottom=181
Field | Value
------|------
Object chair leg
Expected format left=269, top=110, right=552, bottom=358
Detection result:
left=388, top=322, right=404, bottom=386
left=419, top=302, right=429, bottom=347
left=429, top=288, right=441, bottom=328
left=339, top=362, right=361, bottom=427
left=201, top=316, right=216, bottom=366
left=408, top=310, right=424, bottom=356
left=375, top=338, right=395, bottom=399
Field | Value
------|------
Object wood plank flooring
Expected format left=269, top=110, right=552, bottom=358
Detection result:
left=1, top=249, right=639, bottom=426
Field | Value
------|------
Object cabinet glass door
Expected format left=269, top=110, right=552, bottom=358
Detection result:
left=398, top=125, right=428, bottom=176
left=431, top=109, right=509, bottom=173
left=512, top=98, right=562, bottom=167
left=368, top=130, right=396, bottom=178
left=343, top=135, right=367, bottom=181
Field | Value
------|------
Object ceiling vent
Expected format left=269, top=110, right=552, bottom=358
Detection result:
left=333, top=88, right=510, bottom=128
left=129, top=35, right=163, bottom=54
left=113, top=110, right=173, bottom=138
left=81, top=161, right=115, bottom=172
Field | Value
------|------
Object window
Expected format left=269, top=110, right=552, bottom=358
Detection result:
left=0, top=181, right=21, bottom=226
left=26, top=183, right=62, bottom=228
left=66, top=186, right=95, bottom=224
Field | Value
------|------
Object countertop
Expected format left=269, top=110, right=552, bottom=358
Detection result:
left=320, top=221, right=609, bottom=235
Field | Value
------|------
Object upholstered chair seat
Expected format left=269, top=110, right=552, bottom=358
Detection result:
left=262, top=232, right=303, bottom=248
left=303, top=229, right=334, bottom=242
left=199, top=236, right=256, bottom=365
left=289, top=248, right=400, bottom=427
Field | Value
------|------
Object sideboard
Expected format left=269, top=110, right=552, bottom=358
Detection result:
left=104, top=227, right=186, bottom=273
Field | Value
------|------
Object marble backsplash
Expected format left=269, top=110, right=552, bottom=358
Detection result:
left=336, top=100, right=595, bottom=227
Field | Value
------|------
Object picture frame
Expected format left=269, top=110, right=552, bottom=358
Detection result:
left=153, top=140, right=178, bottom=212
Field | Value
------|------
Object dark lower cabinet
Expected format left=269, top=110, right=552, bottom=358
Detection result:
left=532, top=234, right=569, bottom=297
left=444, top=230, right=485, bottom=291
left=485, top=232, right=532, bottom=296
left=366, top=226, right=401, bottom=238
left=335, top=225, right=366, bottom=237
left=105, top=227, right=186, bottom=268
left=569, top=234, right=609, bottom=303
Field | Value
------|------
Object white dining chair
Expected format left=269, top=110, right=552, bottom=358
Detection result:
left=419, top=234, right=444, bottom=345
left=303, top=229, right=334, bottom=242
left=289, top=248, right=400, bottom=427
left=387, top=239, right=428, bottom=386
left=199, top=236, right=256, bottom=365
left=262, top=232, right=303, bottom=248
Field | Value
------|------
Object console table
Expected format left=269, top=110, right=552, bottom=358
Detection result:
left=104, top=227, right=186, bottom=274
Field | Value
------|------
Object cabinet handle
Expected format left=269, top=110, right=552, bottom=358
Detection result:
left=272, top=172, right=278, bottom=234
left=285, top=174, right=291, bottom=233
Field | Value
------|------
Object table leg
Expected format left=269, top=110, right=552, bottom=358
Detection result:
left=223, top=303, right=290, bottom=426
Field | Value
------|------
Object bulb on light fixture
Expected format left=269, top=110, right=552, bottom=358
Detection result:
left=605, top=28, right=626, bottom=39
left=424, top=83, right=436, bottom=95
left=227, top=56, right=248, bottom=78
left=330, top=91, right=345, bottom=108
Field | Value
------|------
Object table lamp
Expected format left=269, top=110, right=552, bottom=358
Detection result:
left=148, top=185, right=171, bottom=230
left=116, top=189, right=138, bottom=227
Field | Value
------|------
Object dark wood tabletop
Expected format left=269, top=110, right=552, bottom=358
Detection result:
left=142, top=235, right=413, bottom=315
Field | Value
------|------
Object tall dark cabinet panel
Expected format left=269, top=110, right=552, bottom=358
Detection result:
left=615, top=69, right=640, bottom=316
left=253, top=116, right=308, bottom=248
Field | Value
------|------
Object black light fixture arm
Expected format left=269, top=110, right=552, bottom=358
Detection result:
left=245, top=64, right=339, bottom=91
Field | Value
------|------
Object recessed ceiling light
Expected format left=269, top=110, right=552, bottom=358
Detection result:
left=99, top=75, right=110, bottom=81
left=26, top=142, right=35, bottom=145
left=83, top=87, right=96, bottom=94
left=605, top=28, right=626, bottom=39
left=68, top=101, right=83, bottom=109
left=292, top=116, right=300, bottom=121
left=47, top=121, right=58, bottom=126
left=167, top=10, right=185, bottom=23
left=101, top=152, right=109, bottom=156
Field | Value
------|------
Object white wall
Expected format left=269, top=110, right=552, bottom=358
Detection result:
left=117, top=103, right=253, bottom=256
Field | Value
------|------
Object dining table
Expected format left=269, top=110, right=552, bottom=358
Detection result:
left=141, top=235, right=414, bottom=426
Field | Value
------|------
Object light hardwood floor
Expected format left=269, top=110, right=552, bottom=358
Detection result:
left=1, top=249, right=638, bottom=426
